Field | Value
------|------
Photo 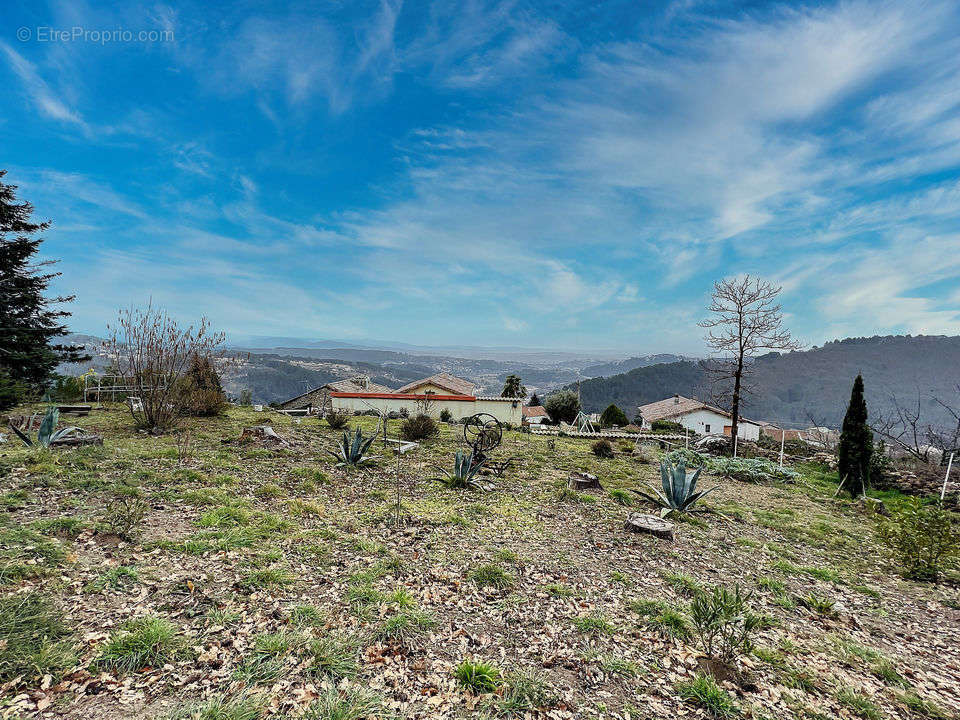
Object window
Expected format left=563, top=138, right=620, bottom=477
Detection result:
left=704, top=424, right=711, bottom=433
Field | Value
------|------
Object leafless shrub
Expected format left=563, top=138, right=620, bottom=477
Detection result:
left=100, top=495, right=149, bottom=539
left=102, top=303, right=225, bottom=433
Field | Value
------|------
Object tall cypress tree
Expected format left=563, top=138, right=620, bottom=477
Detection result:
left=837, top=374, right=872, bottom=497
left=0, top=170, right=88, bottom=408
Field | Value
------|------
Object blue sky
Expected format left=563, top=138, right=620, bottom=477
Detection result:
left=2, top=0, right=959, bottom=354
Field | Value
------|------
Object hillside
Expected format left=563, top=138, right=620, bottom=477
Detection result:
left=581, top=354, right=693, bottom=378
left=1, top=404, right=957, bottom=719
left=572, top=335, right=960, bottom=428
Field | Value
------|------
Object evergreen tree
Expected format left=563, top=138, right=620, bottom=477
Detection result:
left=600, top=403, right=629, bottom=427
left=0, top=171, right=87, bottom=408
left=528, top=392, right=541, bottom=407
left=501, top=374, right=526, bottom=398
left=837, top=374, right=872, bottom=497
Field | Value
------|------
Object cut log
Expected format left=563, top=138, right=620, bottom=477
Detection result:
left=50, top=434, right=103, bottom=447
left=238, top=425, right=288, bottom=446
left=568, top=471, right=602, bottom=491
left=624, top=513, right=674, bottom=541
left=57, top=405, right=92, bottom=415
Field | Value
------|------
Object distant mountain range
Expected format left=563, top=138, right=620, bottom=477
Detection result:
left=569, top=335, right=960, bottom=429
left=581, top=354, right=695, bottom=377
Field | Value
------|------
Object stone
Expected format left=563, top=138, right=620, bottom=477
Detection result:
left=624, top=513, right=675, bottom=540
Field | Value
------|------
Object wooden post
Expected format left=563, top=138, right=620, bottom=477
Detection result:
left=779, top=429, right=785, bottom=468
left=941, top=453, right=955, bottom=503
left=685, top=428, right=689, bottom=449
left=733, top=430, right=738, bottom=458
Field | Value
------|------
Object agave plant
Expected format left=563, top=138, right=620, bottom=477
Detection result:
left=437, top=450, right=485, bottom=489
left=632, top=458, right=716, bottom=517
left=9, top=406, right=81, bottom=448
left=328, top=426, right=379, bottom=466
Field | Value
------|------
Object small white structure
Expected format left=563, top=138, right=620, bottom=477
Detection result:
left=636, top=394, right=761, bottom=441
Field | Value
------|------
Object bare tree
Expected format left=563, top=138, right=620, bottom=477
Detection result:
left=873, top=386, right=960, bottom=464
left=102, top=303, right=225, bottom=433
left=699, top=275, right=801, bottom=447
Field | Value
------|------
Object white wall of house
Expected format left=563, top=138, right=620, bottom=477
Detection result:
left=648, top=408, right=761, bottom=441
left=330, top=395, right=522, bottom=426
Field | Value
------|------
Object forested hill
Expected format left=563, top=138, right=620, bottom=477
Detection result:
left=570, top=335, right=960, bottom=428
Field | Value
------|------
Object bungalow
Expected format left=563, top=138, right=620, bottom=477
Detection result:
left=636, top=394, right=761, bottom=441
left=327, top=372, right=522, bottom=426
left=522, top=405, right=550, bottom=424
left=278, top=375, right=393, bottom=413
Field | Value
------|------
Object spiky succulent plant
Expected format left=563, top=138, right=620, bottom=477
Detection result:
left=632, top=458, right=716, bottom=516
left=10, top=406, right=81, bottom=448
left=438, top=450, right=485, bottom=489
left=328, top=426, right=378, bottom=466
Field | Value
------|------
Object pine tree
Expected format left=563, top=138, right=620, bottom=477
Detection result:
left=837, top=374, right=872, bottom=497
left=600, top=403, right=629, bottom=427
left=0, top=170, right=88, bottom=408
left=501, top=374, right=526, bottom=398
left=528, top=392, right=541, bottom=407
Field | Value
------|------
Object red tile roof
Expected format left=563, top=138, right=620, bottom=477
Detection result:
left=522, top=405, right=550, bottom=418
left=396, top=372, right=475, bottom=395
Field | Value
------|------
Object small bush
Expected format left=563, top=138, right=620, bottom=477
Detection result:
left=99, top=495, right=149, bottom=539
left=176, top=354, right=228, bottom=417
left=455, top=659, right=500, bottom=693
left=325, top=411, right=349, bottom=430
left=301, top=686, right=383, bottom=720
left=376, top=610, right=437, bottom=645
left=877, top=497, right=959, bottom=582
left=305, top=634, right=359, bottom=679
left=93, top=615, right=182, bottom=671
left=470, top=563, right=514, bottom=589
left=400, top=414, right=438, bottom=441
left=677, top=674, right=738, bottom=718
left=591, top=439, right=614, bottom=458
left=0, top=593, right=74, bottom=684
left=689, top=585, right=761, bottom=662
left=706, top=457, right=800, bottom=483
left=664, top=448, right=706, bottom=467
left=609, top=489, right=633, bottom=506
left=652, top=419, right=686, bottom=433
left=490, top=669, right=556, bottom=714
left=439, top=408, right=453, bottom=423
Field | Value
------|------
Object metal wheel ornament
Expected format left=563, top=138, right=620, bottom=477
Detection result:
left=463, top=413, right=502, bottom=455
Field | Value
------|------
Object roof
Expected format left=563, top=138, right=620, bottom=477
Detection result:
left=638, top=395, right=762, bottom=426
left=326, top=378, right=393, bottom=394
left=280, top=377, right=393, bottom=406
left=331, top=392, right=474, bottom=401
left=523, top=405, right=550, bottom=418
left=396, top=372, right=475, bottom=396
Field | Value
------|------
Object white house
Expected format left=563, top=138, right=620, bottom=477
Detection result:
left=522, top=405, right=550, bottom=424
left=328, top=372, right=523, bottom=426
left=636, top=394, right=761, bottom=441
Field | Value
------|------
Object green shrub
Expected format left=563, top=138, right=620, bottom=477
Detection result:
left=376, top=610, right=436, bottom=645
left=300, top=686, right=383, bottom=720
left=0, top=593, right=74, bottom=684
left=591, top=439, right=614, bottom=458
left=609, top=489, right=633, bottom=506
left=439, top=408, right=453, bottom=423
left=93, top=615, right=182, bottom=671
left=689, top=585, right=761, bottom=662
left=677, top=674, right=738, bottom=718
left=489, top=669, right=556, bottom=714
left=664, top=448, right=706, bottom=467
left=99, top=495, right=149, bottom=539
left=470, top=563, right=514, bottom=589
left=877, top=498, right=959, bottom=581
left=705, top=457, right=800, bottom=483
left=325, top=411, right=349, bottom=430
left=305, top=634, right=359, bottom=679
left=400, top=414, right=438, bottom=441
left=652, top=419, right=686, bottom=433
left=543, top=390, right=580, bottom=424
left=600, top=404, right=629, bottom=427
left=176, top=354, right=228, bottom=417
left=455, top=659, right=500, bottom=693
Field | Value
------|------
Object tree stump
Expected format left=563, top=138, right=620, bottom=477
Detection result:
left=624, top=513, right=674, bottom=541
left=239, top=425, right=288, bottom=446
left=50, top=434, right=103, bottom=447
left=568, top=471, right=602, bottom=491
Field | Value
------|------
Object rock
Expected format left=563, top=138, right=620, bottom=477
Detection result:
left=568, top=471, right=602, bottom=491
left=624, top=513, right=674, bottom=540
left=855, top=496, right=889, bottom=516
